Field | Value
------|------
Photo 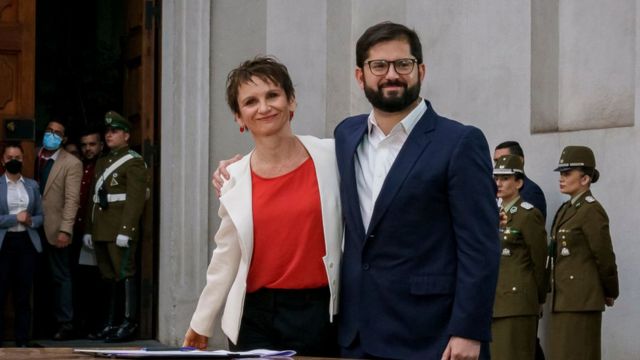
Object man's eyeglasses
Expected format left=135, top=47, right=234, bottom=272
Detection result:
left=45, top=129, right=64, bottom=137
left=365, top=58, right=418, bottom=76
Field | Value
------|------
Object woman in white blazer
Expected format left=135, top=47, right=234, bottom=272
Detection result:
left=183, top=57, right=342, bottom=356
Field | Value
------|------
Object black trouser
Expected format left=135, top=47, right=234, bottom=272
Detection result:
left=230, top=287, right=338, bottom=357
left=71, top=232, right=108, bottom=335
left=0, top=232, right=38, bottom=345
left=46, top=242, right=73, bottom=323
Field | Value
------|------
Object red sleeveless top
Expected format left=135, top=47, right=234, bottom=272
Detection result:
left=246, top=157, right=328, bottom=293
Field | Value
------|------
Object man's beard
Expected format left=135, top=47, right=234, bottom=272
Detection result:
left=363, top=79, right=421, bottom=113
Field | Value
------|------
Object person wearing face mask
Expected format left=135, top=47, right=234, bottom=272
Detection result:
left=547, top=146, right=619, bottom=360
left=34, top=119, right=82, bottom=341
left=0, top=142, right=44, bottom=347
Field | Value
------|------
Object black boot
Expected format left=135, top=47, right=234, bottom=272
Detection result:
left=88, top=281, right=118, bottom=340
left=105, top=278, right=138, bottom=342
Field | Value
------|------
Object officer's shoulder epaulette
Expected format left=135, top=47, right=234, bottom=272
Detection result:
left=127, top=149, right=142, bottom=158
left=520, top=201, right=534, bottom=210
left=585, top=195, right=596, bottom=203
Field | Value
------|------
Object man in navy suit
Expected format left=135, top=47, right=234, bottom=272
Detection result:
left=334, top=22, right=500, bottom=359
left=493, top=141, right=547, bottom=220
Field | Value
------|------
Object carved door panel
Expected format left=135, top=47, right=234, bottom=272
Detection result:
left=0, top=0, right=35, bottom=177
left=123, top=0, right=158, bottom=339
left=0, top=0, right=35, bottom=341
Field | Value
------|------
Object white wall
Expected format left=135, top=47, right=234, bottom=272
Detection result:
left=160, top=1, right=640, bottom=357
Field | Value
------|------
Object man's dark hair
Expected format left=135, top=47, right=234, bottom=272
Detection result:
left=226, top=56, right=295, bottom=115
left=80, top=123, right=103, bottom=141
left=48, top=117, right=68, bottom=135
left=495, top=141, right=524, bottom=158
left=356, top=21, right=423, bottom=68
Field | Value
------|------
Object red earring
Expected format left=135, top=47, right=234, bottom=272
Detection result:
left=290, top=111, right=294, bottom=120
left=239, top=126, right=245, bottom=133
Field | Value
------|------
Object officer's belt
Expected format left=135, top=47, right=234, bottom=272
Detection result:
left=93, top=193, right=127, bottom=203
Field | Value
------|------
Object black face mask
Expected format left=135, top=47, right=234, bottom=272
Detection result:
left=4, top=159, right=23, bottom=174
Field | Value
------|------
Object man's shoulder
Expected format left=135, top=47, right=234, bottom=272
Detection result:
left=58, top=149, right=82, bottom=168
left=522, top=176, right=546, bottom=204
left=335, top=114, right=368, bottom=132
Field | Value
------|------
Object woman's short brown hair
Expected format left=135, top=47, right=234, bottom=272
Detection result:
left=226, top=56, right=295, bottom=115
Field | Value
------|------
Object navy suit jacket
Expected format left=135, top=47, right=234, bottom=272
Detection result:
left=0, top=175, right=44, bottom=253
left=521, top=176, right=547, bottom=220
left=334, top=100, right=500, bottom=359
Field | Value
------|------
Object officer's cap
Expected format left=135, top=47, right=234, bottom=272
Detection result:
left=104, top=111, right=131, bottom=132
left=554, top=145, right=599, bottom=182
left=493, top=154, right=524, bottom=175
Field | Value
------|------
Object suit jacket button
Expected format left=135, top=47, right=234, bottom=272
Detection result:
left=362, top=263, right=370, bottom=271
left=368, top=234, right=375, bottom=238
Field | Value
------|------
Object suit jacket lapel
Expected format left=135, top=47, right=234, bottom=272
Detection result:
left=367, top=101, right=436, bottom=234
left=343, top=119, right=368, bottom=240
left=554, top=191, right=589, bottom=230
left=0, top=177, right=7, bottom=214
left=299, top=136, right=339, bottom=247
left=44, top=151, right=65, bottom=196
left=220, top=154, right=254, bottom=262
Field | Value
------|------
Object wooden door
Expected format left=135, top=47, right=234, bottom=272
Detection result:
left=123, top=0, right=159, bottom=339
left=0, top=0, right=35, bottom=176
left=0, top=0, right=35, bottom=341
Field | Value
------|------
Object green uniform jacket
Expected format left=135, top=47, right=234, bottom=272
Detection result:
left=551, top=190, right=619, bottom=312
left=493, top=198, right=548, bottom=318
left=85, top=146, right=148, bottom=242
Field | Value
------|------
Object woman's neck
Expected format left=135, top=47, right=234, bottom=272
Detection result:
left=252, top=134, right=299, bottom=164
left=251, top=134, right=309, bottom=178
left=500, top=194, right=519, bottom=207
left=5, top=172, right=20, bottom=182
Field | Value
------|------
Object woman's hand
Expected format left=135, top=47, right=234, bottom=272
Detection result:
left=16, top=211, right=32, bottom=226
left=498, top=209, right=507, bottom=228
left=183, top=327, right=209, bottom=350
left=605, top=297, right=615, bottom=307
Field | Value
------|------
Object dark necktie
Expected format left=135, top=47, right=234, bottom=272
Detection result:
left=40, top=159, right=54, bottom=194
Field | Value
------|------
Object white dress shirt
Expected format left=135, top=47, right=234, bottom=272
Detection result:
left=6, top=175, right=29, bottom=232
left=355, top=99, right=427, bottom=230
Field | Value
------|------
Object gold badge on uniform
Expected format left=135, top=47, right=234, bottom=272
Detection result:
left=509, top=206, right=517, bottom=214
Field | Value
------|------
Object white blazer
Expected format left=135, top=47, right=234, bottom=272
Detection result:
left=189, top=135, right=343, bottom=344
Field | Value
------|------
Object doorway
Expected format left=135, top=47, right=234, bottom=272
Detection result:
left=0, top=0, right=160, bottom=342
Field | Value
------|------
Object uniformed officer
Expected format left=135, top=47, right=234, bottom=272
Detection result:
left=83, top=111, right=148, bottom=342
left=491, top=154, right=548, bottom=359
left=548, top=146, right=619, bottom=360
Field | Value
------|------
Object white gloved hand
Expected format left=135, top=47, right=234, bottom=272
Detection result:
left=82, top=234, right=93, bottom=249
left=116, top=234, right=130, bottom=248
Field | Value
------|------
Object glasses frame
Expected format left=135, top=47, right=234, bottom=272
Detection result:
left=364, top=58, right=418, bottom=76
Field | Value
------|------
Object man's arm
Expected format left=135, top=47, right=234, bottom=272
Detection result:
left=118, top=159, right=148, bottom=239
left=212, top=154, right=242, bottom=197
left=59, top=158, right=82, bottom=236
left=445, top=126, right=500, bottom=343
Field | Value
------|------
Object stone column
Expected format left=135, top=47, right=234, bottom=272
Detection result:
left=158, top=0, right=213, bottom=346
